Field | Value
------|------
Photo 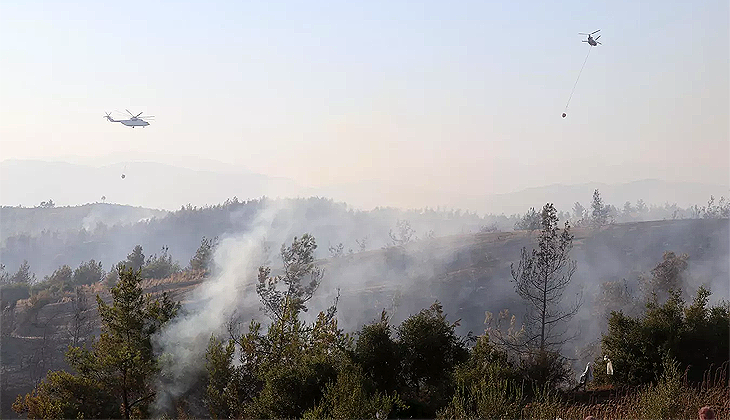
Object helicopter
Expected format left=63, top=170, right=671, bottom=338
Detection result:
left=579, top=30, right=601, bottom=46
left=104, top=109, right=154, bottom=128
left=562, top=30, right=602, bottom=118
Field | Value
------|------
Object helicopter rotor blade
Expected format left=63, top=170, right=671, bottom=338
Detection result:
left=597, top=41, right=602, bottom=45
left=591, top=29, right=600, bottom=34
left=595, top=35, right=601, bottom=40
left=135, top=112, right=143, bottom=118
left=578, top=33, right=590, bottom=35
left=126, top=109, right=134, bottom=117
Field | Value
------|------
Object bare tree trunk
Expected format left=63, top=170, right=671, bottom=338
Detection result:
left=541, top=275, right=547, bottom=352
left=122, top=370, right=130, bottom=419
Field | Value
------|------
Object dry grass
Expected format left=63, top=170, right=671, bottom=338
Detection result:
left=442, top=361, right=729, bottom=419
left=139, top=269, right=206, bottom=290
left=527, top=362, right=729, bottom=420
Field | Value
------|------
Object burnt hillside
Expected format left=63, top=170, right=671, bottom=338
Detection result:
left=2, top=218, right=728, bottom=417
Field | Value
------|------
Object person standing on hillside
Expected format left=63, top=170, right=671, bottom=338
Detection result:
left=577, top=362, right=594, bottom=391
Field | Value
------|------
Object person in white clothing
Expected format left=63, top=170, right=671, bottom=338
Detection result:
left=605, top=355, right=614, bottom=375
left=577, top=362, right=593, bottom=390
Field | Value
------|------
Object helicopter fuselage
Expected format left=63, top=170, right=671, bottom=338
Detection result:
left=119, top=119, right=149, bottom=127
left=105, top=115, right=149, bottom=127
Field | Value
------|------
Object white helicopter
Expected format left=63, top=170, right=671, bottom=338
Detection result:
left=104, top=109, right=154, bottom=128
left=579, top=30, right=602, bottom=46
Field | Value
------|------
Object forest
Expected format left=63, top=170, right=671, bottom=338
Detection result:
left=1, top=192, right=729, bottom=419
left=2, top=191, right=728, bottom=280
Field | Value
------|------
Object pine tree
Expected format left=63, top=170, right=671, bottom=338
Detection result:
left=14, top=267, right=180, bottom=419
left=591, top=189, right=608, bottom=226
left=511, top=204, right=581, bottom=353
left=509, top=203, right=581, bottom=386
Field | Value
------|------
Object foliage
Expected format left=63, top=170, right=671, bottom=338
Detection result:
left=517, top=349, right=573, bottom=390
left=2, top=195, right=723, bottom=279
left=594, top=278, right=637, bottom=330
left=510, top=203, right=580, bottom=355
left=591, top=189, right=610, bottom=226
left=581, top=360, right=728, bottom=420
left=46, top=265, right=73, bottom=287
left=12, top=370, right=120, bottom=419
left=355, top=311, right=400, bottom=393
left=13, top=266, right=180, bottom=419
left=507, top=203, right=581, bottom=388
left=439, top=335, right=523, bottom=419
left=303, top=363, right=406, bottom=419
left=328, top=242, right=345, bottom=258
left=0, top=263, right=8, bottom=284
left=125, top=245, right=146, bottom=272
left=189, top=236, right=218, bottom=273
left=514, top=207, right=541, bottom=231
left=396, top=301, right=470, bottom=418
left=142, top=246, right=181, bottom=280
left=206, top=232, right=474, bottom=419
left=0, top=281, right=30, bottom=307
left=572, top=201, right=586, bottom=222
left=25, top=260, right=105, bottom=298
left=256, top=233, right=336, bottom=322
left=9, top=260, right=36, bottom=284
left=600, top=285, right=729, bottom=387
left=630, top=354, right=685, bottom=418
left=356, top=236, right=369, bottom=252
left=641, top=251, right=689, bottom=301
left=213, top=303, right=352, bottom=419
left=27, top=289, right=54, bottom=316
left=441, top=372, right=523, bottom=420
left=205, top=233, right=349, bottom=418
left=479, top=223, right=500, bottom=233
left=520, top=383, right=565, bottom=420
left=389, top=219, right=416, bottom=246
left=67, top=287, right=93, bottom=346
left=483, top=309, right=526, bottom=353
left=702, top=195, right=730, bottom=218
left=480, top=362, right=730, bottom=420
left=104, top=263, right=122, bottom=287
left=73, top=259, right=105, bottom=285
left=204, top=336, right=236, bottom=419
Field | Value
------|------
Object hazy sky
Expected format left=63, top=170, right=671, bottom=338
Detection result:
left=1, top=0, right=728, bottom=195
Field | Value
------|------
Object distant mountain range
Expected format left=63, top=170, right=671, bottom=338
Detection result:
left=0, top=159, right=301, bottom=211
left=2, top=159, right=727, bottom=214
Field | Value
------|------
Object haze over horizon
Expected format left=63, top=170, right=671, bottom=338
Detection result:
left=1, top=0, right=728, bottom=208
left=2, top=157, right=728, bottom=214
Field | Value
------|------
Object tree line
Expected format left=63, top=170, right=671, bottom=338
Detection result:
left=514, top=190, right=730, bottom=231
left=11, top=203, right=729, bottom=419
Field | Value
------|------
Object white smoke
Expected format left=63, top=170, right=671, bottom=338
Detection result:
left=150, top=201, right=285, bottom=414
